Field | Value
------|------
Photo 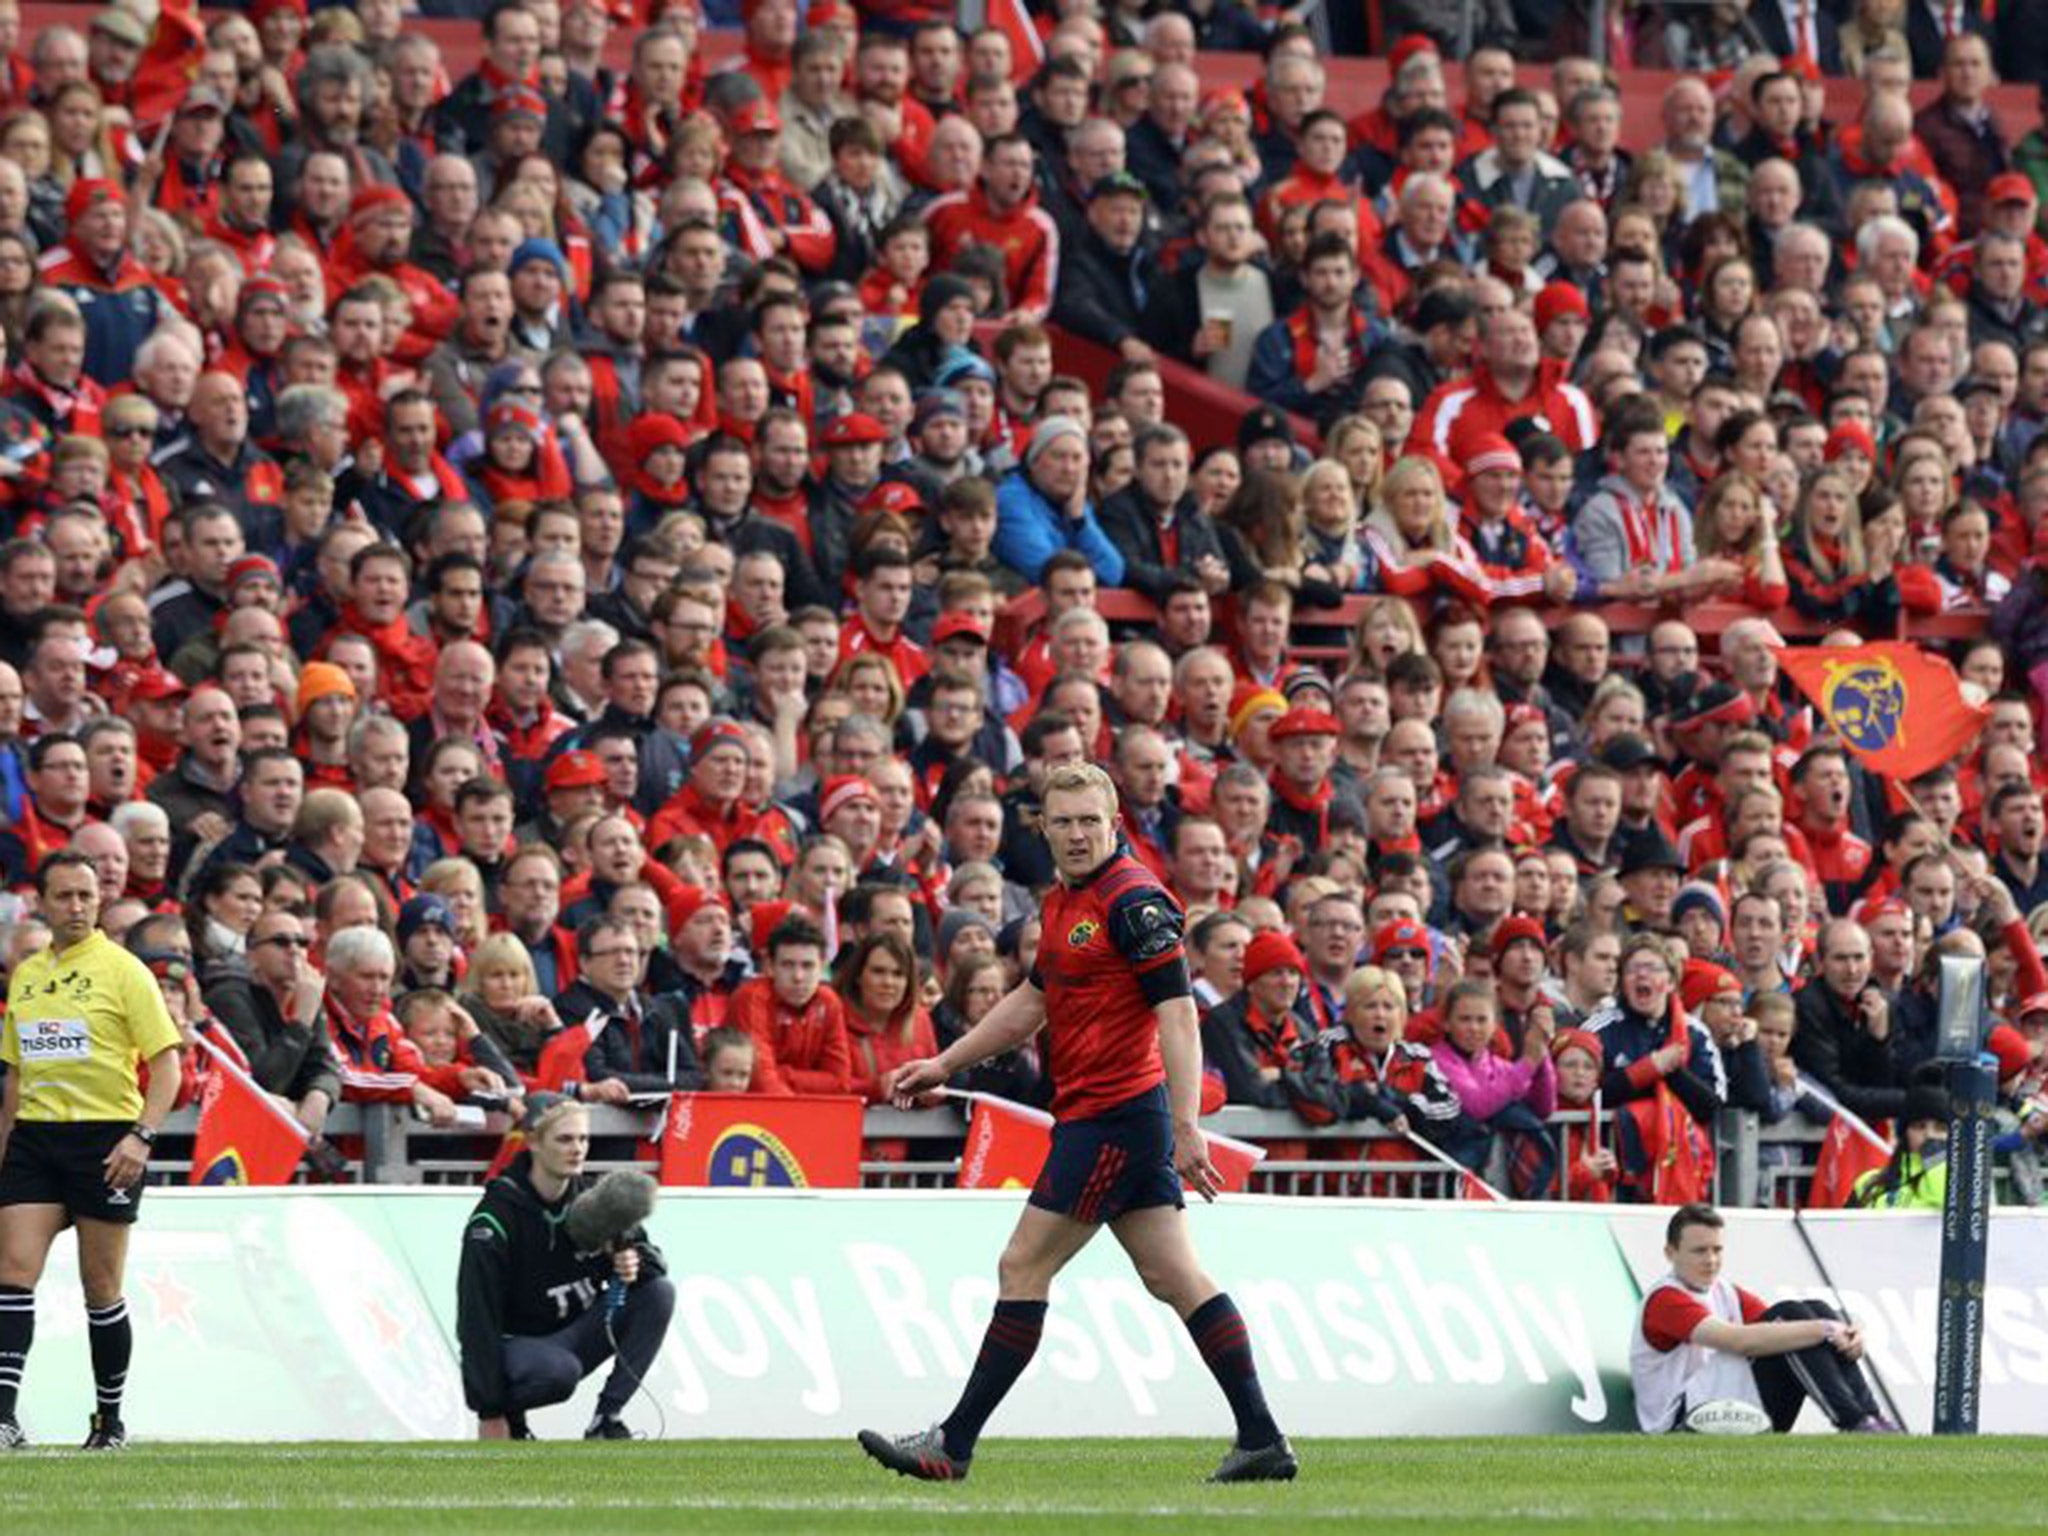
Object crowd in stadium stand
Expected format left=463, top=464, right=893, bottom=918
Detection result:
left=0, top=0, right=2041, bottom=1207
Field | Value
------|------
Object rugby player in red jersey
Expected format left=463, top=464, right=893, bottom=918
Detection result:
left=857, top=763, right=1296, bottom=1484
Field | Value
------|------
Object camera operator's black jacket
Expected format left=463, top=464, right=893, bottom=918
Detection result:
left=455, top=1153, right=667, bottom=1417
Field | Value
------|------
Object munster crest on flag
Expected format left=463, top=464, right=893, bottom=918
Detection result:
left=1772, top=641, right=1987, bottom=781
left=657, top=1092, right=864, bottom=1188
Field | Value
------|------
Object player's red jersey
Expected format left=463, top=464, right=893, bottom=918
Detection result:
left=1031, top=849, right=1189, bottom=1122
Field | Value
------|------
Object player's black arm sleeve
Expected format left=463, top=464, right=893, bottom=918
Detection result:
left=456, top=1213, right=515, bottom=1417
left=1105, top=888, right=1192, bottom=1007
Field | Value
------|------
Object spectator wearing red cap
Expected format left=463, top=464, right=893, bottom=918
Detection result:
left=1681, top=958, right=1773, bottom=1113
left=38, top=176, right=163, bottom=387
left=1457, top=433, right=1576, bottom=602
left=328, top=181, right=458, bottom=367
left=717, top=94, right=837, bottom=275
left=1529, top=280, right=1592, bottom=365
left=728, top=913, right=855, bottom=1095
left=1491, top=913, right=1559, bottom=1048
left=647, top=718, right=759, bottom=855
left=1547, top=1027, right=1618, bottom=1202
left=1264, top=706, right=1342, bottom=857
left=1199, top=929, right=1340, bottom=1124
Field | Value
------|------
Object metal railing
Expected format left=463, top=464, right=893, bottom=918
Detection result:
left=132, top=1099, right=1906, bottom=1205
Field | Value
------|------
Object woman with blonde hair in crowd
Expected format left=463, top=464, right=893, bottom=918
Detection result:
left=420, top=856, right=491, bottom=952
left=1330, top=964, right=1474, bottom=1193
left=1347, top=593, right=1426, bottom=676
left=459, top=932, right=562, bottom=1081
left=827, top=651, right=907, bottom=731
left=1362, top=456, right=1490, bottom=606
left=1298, top=458, right=1370, bottom=589
left=1324, top=413, right=1385, bottom=521
left=1694, top=471, right=1790, bottom=609
left=45, top=81, right=124, bottom=190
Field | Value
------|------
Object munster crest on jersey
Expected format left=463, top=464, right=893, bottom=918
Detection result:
left=1067, top=919, right=1099, bottom=948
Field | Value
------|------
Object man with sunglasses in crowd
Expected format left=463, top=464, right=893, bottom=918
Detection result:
left=201, top=908, right=339, bottom=1145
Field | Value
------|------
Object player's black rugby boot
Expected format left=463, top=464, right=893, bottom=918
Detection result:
left=1208, top=1436, right=1298, bottom=1483
left=80, top=1413, right=126, bottom=1451
left=857, top=1425, right=971, bottom=1482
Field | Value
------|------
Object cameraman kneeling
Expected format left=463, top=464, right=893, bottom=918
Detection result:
left=458, top=1099, right=675, bottom=1440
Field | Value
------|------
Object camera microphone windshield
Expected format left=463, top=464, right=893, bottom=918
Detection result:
left=564, top=1168, right=659, bottom=1253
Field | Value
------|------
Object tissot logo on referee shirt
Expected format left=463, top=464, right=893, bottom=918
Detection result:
left=19, top=1018, right=90, bottom=1060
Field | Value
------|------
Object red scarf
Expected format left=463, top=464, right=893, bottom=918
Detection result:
left=1269, top=770, right=1335, bottom=847
left=1287, top=302, right=1367, bottom=383
left=1614, top=483, right=1683, bottom=571
left=9, top=361, right=104, bottom=435
left=332, top=601, right=437, bottom=720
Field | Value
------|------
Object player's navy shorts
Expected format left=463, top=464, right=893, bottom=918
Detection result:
left=0, top=1121, right=145, bottom=1225
left=1029, top=1084, right=1184, bottom=1224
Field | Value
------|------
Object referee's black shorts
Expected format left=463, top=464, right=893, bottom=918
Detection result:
left=1029, top=1085, right=1184, bottom=1225
left=0, top=1121, right=145, bottom=1225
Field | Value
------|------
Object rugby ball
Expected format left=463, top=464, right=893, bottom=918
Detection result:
left=1684, top=1399, right=1772, bottom=1436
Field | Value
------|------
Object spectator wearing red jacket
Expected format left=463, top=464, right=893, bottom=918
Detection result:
left=924, top=133, right=1061, bottom=323
left=716, top=97, right=837, bottom=277
left=325, top=541, right=438, bottom=722
left=323, top=926, right=465, bottom=1123
left=834, top=930, right=937, bottom=1103
left=326, top=184, right=458, bottom=368
left=1416, top=307, right=1600, bottom=466
left=730, top=916, right=855, bottom=1095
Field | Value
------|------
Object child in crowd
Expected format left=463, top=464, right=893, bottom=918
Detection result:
left=700, top=1027, right=759, bottom=1093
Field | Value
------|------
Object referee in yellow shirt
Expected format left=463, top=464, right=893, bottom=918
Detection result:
left=0, top=850, right=180, bottom=1451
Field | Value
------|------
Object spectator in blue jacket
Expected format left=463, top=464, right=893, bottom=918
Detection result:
left=993, top=416, right=1126, bottom=585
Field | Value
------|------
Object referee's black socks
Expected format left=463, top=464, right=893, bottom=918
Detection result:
left=85, top=1299, right=131, bottom=1421
left=0, top=1285, right=30, bottom=1417
left=1186, top=1293, right=1281, bottom=1450
left=939, top=1299, right=1047, bottom=1461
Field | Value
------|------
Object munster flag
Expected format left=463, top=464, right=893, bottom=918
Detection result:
left=189, top=1033, right=309, bottom=1186
left=658, top=1092, right=863, bottom=1187
left=1773, top=641, right=1988, bottom=781
left=535, top=1014, right=606, bottom=1091
left=1805, top=1112, right=1893, bottom=1209
left=1206, top=1129, right=1267, bottom=1195
left=956, top=1093, right=1053, bottom=1189
left=988, top=0, right=1046, bottom=80
left=131, top=0, right=207, bottom=130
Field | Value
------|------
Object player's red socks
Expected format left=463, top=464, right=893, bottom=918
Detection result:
left=1186, top=1293, right=1281, bottom=1450
left=85, top=1299, right=130, bottom=1420
left=940, top=1298, right=1047, bottom=1460
left=0, top=1285, right=30, bottom=1417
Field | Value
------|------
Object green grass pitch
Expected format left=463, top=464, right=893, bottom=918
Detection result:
left=0, top=1439, right=2041, bottom=1534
